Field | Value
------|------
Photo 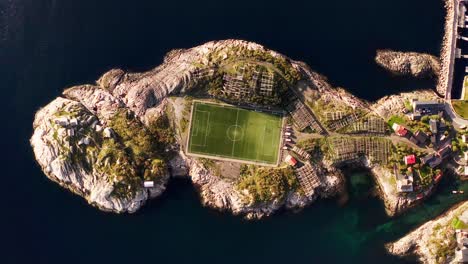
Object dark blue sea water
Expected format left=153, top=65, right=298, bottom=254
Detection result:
left=2, top=0, right=467, bottom=263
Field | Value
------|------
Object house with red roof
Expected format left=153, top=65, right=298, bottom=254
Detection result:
left=392, top=123, right=408, bottom=137
left=285, top=155, right=297, bottom=166
left=404, top=154, right=416, bottom=165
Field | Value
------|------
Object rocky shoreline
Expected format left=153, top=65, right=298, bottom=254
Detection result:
left=31, top=39, right=451, bottom=219
left=387, top=201, right=467, bottom=264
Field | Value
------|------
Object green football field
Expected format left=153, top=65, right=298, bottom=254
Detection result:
left=187, top=102, right=283, bottom=165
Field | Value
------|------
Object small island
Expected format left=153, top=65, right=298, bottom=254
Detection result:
left=31, top=39, right=467, bottom=221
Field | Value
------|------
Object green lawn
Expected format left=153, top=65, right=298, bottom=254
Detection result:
left=452, top=100, right=468, bottom=119
left=387, top=115, right=406, bottom=127
left=187, top=102, right=283, bottom=165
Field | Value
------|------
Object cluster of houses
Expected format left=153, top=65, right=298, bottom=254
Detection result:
left=454, top=209, right=468, bottom=263
left=54, top=114, right=115, bottom=147
left=455, top=228, right=468, bottom=263
left=392, top=116, right=444, bottom=148
left=391, top=100, right=457, bottom=194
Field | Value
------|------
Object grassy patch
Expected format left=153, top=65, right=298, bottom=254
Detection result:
left=463, top=76, right=468, bottom=100
left=107, top=109, right=168, bottom=197
left=404, top=99, right=414, bottom=112
left=452, top=100, right=468, bottom=119
left=451, top=216, right=468, bottom=229
left=237, top=165, right=297, bottom=204
left=387, top=115, right=406, bottom=127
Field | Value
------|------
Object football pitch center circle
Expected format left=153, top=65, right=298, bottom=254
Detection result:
left=226, top=125, right=244, bottom=142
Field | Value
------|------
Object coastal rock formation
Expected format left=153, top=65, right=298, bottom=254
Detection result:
left=185, top=151, right=345, bottom=219
left=371, top=89, right=439, bottom=120
left=387, top=202, right=467, bottom=264
left=375, top=50, right=441, bottom=78
left=31, top=97, right=167, bottom=213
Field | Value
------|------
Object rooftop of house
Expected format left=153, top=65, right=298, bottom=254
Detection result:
left=404, top=154, right=416, bottom=165
left=413, top=100, right=443, bottom=107
left=392, top=123, right=408, bottom=136
left=437, top=145, right=452, bottom=158
left=285, top=155, right=297, bottom=166
left=396, top=173, right=414, bottom=193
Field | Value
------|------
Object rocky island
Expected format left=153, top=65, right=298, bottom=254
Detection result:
left=31, top=39, right=467, bottom=221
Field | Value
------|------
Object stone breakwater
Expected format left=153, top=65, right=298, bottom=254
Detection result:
left=437, top=0, right=457, bottom=98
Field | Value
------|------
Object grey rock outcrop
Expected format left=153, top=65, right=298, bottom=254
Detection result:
left=375, top=50, right=441, bottom=78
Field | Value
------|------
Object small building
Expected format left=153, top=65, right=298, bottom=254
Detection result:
left=455, top=229, right=468, bottom=263
left=78, top=137, right=91, bottom=146
left=412, top=100, right=444, bottom=115
left=440, top=134, right=447, bottom=142
left=285, top=155, right=298, bottom=166
left=429, top=119, right=438, bottom=134
left=54, top=117, right=69, bottom=127
left=409, top=136, right=419, bottom=145
left=392, top=123, right=408, bottom=137
left=431, top=135, right=438, bottom=147
left=410, top=111, right=421, bottom=121
left=421, top=153, right=435, bottom=165
left=404, top=154, right=416, bottom=165
left=144, top=181, right=155, bottom=188
left=284, top=132, right=292, bottom=136
left=69, top=118, right=79, bottom=127
left=437, top=145, right=452, bottom=159
left=463, top=134, right=467, bottom=144
left=103, top=127, right=114, bottom=138
left=396, top=173, right=414, bottom=193
left=429, top=157, right=443, bottom=169
left=414, top=130, right=428, bottom=144
left=465, top=152, right=468, bottom=162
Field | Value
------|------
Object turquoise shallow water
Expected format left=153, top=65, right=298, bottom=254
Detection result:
left=2, top=0, right=466, bottom=263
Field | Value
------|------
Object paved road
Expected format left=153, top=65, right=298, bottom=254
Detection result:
left=444, top=103, right=468, bottom=127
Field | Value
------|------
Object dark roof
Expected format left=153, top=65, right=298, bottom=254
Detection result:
left=429, top=157, right=442, bottom=168
left=430, top=119, right=438, bottom=132
left=415, top=130, right=428, bottom=143
left=437, top=145, right=452, bottom=158
left=421, top=154, right=435, bottom=165
left=414, top=101, right=442, bottom=106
